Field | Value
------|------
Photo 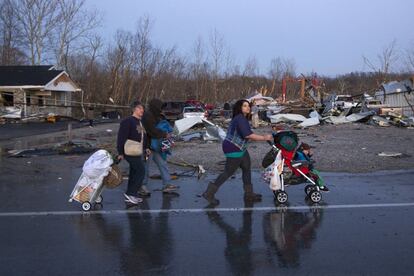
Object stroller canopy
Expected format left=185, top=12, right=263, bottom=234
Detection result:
left=273, top=131, right=298, bottom=152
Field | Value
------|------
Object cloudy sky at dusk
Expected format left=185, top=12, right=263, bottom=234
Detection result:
left=86, top=0, right=414, bottom=76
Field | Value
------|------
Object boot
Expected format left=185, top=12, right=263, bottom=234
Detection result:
left=202, top=182, right=220, bottom=206
left=244, top=185, right=262, bottom=202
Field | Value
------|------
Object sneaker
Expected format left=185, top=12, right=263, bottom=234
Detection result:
left=162, top=184, right=179, bottom=193
left=138, top=185, right=151, bottom=197
left=124, top=193, right=143, bottom=204
left=319, top=186, right=330, bottom=192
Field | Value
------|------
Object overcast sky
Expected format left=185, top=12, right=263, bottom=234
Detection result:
left=86, top=0, right=414, bottom=76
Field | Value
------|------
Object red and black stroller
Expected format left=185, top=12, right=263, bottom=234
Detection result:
left=262, top=131, right=323, bottom=204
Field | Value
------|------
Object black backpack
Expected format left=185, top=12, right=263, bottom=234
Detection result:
left=262, top=148, right=278, bottom=168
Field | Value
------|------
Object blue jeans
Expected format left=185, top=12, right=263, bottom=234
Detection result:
left=124, top=155, right=145, bottom=196
left=143, top=151, right=170, bottom=187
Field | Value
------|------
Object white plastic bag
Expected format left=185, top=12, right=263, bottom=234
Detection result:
left=269, top=150, right=283, bottom=191
left=82, top=150, right=113, bottom=181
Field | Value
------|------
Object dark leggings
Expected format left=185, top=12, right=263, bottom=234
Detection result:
left=213, top=151, right=252, bottom=191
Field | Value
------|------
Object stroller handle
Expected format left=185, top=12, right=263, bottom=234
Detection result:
left=267, top=140, right=278, bottom=150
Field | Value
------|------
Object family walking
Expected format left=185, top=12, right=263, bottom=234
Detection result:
left=117, top=98, right=272, bottom=206
left=117, top=99, right=178, bottom=206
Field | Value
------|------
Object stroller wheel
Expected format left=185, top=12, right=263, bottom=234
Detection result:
left=275, top=191, right=288, bottom=204
left=304, top=184, right=315, bottom=195
left=81, top=201, right=92, bottom=211
left=95, top=195, right=103, bottom=204
left=309, top=191, right=322, bottom=203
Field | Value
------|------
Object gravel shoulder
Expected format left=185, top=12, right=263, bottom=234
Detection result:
left=2, top=122, right=413, bottom=174
left=170, top=124, right=414, bottom=173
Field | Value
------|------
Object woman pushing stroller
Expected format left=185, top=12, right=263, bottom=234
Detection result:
left=202, top=99, right=273, bottom=206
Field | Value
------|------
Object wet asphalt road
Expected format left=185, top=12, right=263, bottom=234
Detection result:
left=0, top=121, right=84, bottom=140
left=1, top=155, right=414, bottom=275
left=0, top=119, right=120, bottom=141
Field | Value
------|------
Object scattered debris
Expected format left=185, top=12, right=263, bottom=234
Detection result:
left=174, top=117, right=202, bottom=135
left=378, top=152, right=403, bottom=157
left=297, top=116, right=320, bottom=128
left=268, top=113, right=307, bottom=124
left=0, top=107, right=21, bottom=119
left=371, top=116, right=391, bottom=127
left=180, top=131, right=203, bottom=142
left=168, top=159, right=206, bottom=179
left=8, top=141, right=96, bottom=157
left=324, top=111, right=375, bottom=125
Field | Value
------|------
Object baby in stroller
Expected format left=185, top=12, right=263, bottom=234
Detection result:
left=294, top=143, right=329, bottom=192
left=262, top=130, right=327, bottom=204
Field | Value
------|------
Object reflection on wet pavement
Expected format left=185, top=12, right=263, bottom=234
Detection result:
left=1, top=155, right=414, bottom=274
left=263, top=207, right=322, bottom=268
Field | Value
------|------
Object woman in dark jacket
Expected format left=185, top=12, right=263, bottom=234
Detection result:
left=117, top=100, right=147, bottom=205
left=202, top=99, right=273, bottom=205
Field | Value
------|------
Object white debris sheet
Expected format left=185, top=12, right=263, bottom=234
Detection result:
left=173, top=117, right=226, bottom=141
left=268, top=113, right=307, bottom=124
left=323, top=111, right=375, bottom=125
left=298, top=116, right=320, bottom=128
left=173, top=117, right=203, bottom=135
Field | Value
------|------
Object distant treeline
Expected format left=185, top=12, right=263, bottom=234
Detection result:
left=1, top=0, right=413, bottom=107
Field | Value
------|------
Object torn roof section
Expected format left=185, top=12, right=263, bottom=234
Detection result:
left=0, top=65, right=81, bottom=92
left=380, top=79, right=413, bottom=94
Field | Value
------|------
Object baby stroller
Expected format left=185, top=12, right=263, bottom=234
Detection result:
left=262, top=131, right=323, bottom=204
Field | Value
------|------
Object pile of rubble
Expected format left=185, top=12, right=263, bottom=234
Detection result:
left=254, top=78, right=414, bottom=129
left=175, top=79, right=414, bottom=144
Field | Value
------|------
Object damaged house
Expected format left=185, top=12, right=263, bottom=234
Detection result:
left=0, top=65, right=81, bottom=119
left=374, top=78, right=414, bottom=117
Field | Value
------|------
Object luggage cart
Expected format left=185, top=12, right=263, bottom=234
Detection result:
left=69, top=172, right=105, bottom=211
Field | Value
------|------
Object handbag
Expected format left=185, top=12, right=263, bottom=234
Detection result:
left=124, top=121, right=144, bottom=156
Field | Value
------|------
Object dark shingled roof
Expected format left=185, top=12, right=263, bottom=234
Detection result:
left=0, top=65, right=55, bottom=72
left=0, top=66, right=64, bottom=86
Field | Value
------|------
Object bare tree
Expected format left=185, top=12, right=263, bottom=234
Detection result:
left=243, top=55, right=259, bottom=77
left=224, top=46, right=235, bottom=78
left=268, top=57, right=284, bottom=81
left=54, top=0, right=101, bottom=69
left=405, top=42, right=414, bottom=73
left=132, top=16, right=154, bottom=102
left=134, top=16, right=153, bottom=78
left=0, top=0, right=26, bottom=64
left=84, top=34, right=103, bottom=102
left=267, top=57, right=285, bottom=97
left=106, top=30, right=131, bottom=104
left=282, top=57, right=297, bottom=78
left=363, top=39, right=399, bottom=83
left=209, top=28, right=225, bottom=103
left=190, top=36, right=206, bottom=100
left=14, top=0, right=59, bottom=65
left=337, top=79, right=348, bottom=93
